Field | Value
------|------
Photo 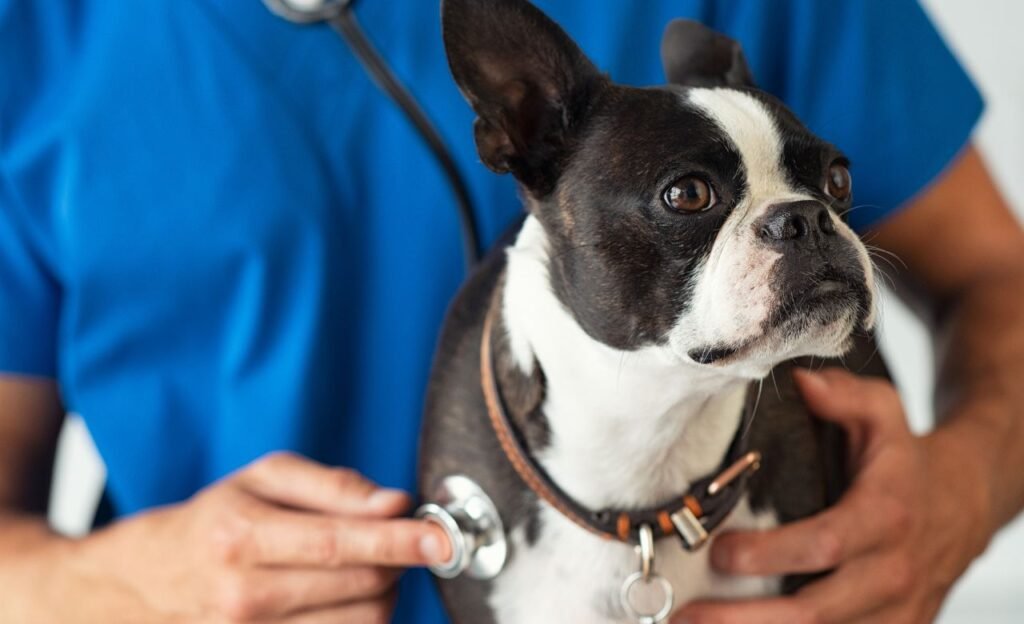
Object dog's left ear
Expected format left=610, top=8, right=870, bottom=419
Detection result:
left=661, top=19, right=755, bottom=88
left=442, top=0, right=606, bottom=195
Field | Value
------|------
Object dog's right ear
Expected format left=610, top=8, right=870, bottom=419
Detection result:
left=442, top=0, right=605, bottom=195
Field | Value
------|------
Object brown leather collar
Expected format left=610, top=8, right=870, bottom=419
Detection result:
left=480, top=306, right=761, bottom=548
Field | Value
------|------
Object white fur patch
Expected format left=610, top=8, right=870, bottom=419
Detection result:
left=687, top=89, right=792, bottom=203
left=494, top=216, right=780, bottom=622
left=503, top=216, right=753, bottom=506
left=492, top=501, right=779, bottom=624
left=669, top=88, right=875, bottom=376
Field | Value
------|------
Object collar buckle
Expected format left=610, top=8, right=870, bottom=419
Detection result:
left=669, top=451, right=763, bottom=552
left=669, top=507, right=709, bottom=551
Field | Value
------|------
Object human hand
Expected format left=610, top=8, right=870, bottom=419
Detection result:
left=674, top=368, right=993, bottom=624
left=37, top=452, right=450, bottom=623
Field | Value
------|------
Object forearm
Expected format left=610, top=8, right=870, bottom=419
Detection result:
left=869, top=146, right=1024, bottom=544
left=0, top=510, right=77, bottom=622
left=0, top=508, right=165, bottom=624
left=0, top=376, right=73, bottom=620
left=0, top=509, right=64, bottom=552
left=931, top=266, right=1024, bottom=535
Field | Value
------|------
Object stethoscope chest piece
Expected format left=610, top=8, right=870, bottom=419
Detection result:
left=415, top=475, right=507, bottom=580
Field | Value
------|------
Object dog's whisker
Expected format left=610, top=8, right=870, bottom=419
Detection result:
left=838, top=203, right=880, bottom=219
left=769, top=367, right=782, bottom=400
left=739, top=378, right=765, bottom=443
left=868, top=252, right=901, bottom=275
left=865, top=244, right=908, bottom=270
left=869, top=258, right=898, bottom=293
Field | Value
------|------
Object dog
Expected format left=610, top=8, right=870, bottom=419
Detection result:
left=419, top=0, right=885, bottom=622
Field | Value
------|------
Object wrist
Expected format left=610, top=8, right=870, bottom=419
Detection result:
left=0, top=520, right=77, bottom=622
left=23, top=529, right=142, bottom=624
left=922, top=420, right=999, bottom=564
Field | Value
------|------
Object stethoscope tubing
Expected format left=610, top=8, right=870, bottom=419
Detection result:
left=264, top=0, right=483, bottom=270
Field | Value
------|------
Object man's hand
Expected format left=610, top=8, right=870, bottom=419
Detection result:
left=674, top=368, right=992, bottom=624
left=12, top=452, right=450, bottom=623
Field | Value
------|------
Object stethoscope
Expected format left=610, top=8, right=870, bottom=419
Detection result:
left=264, top=0, right=507, bottom=582
left=263, top=0, right=482, bottom=272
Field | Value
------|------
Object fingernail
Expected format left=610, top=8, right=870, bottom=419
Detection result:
left=794, top=368, right=827, bottom=390
left=367, top=488, right=409, bottom=511
left=420, top=533, right=447, bottom=564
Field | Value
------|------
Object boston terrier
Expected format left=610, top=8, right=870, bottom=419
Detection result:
left=419, top=0, right=885, bottom=622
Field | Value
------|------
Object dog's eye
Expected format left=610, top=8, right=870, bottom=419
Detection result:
left=825, top=162, right=852, bottom=201
left=664, top=176, right=716, bottom=213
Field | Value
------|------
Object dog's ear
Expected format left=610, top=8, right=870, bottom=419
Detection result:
left=442, top=0, right=605, bottom=195
left=661, top=20, right=755, bottom=88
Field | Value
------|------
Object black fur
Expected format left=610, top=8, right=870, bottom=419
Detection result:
left=442, top=0, right=605, bottom=194
left=661, top=19, right=756, bottom=88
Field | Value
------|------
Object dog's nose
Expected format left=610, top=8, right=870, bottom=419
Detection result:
left=758, top=200, right=837, bottom=244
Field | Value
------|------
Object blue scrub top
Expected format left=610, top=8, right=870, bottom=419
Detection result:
left=0, top=1, right=981, bottom=621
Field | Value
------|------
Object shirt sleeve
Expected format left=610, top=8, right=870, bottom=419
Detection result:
left=718, top=0, right=984, bottom=231
left=0, top=0, right=64, bottom=378
left=0, top=167, right=60, bottom=378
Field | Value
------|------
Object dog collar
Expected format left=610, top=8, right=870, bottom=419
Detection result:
left=480, top=307, right=761, bottom=549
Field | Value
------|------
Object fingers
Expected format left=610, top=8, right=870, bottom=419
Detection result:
left=676, top=552, right=912, bottom=624
left=793, top=368, right=909, bottom=450
left=235, top=452, right=410, bottom=517
left=794, top=368, right=899, bottom=424
left=215, top=567, right=400, bottom=620
left=276, top=591, right=398, bottom=624
left=225, top=506, right=451, bottom=568
left=673, top=597, right=805, bottom=624
left=710, top=483, right=905, bottom=576
left=795, top=551, right=913, bottom=623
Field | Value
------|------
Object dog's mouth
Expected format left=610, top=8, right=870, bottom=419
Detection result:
left=767, top=267, right=870, bottom=330
left=686, top=268, right=870, bottom=366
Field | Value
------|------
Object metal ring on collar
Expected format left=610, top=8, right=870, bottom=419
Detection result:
left=638, top=523, right=655, bottom=580
left=620, top=571, right=674, bottom=624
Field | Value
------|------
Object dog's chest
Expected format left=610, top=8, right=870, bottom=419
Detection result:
left=489, top=501, right=779, bottom=624
left=476, top=373, right=781, bottom=623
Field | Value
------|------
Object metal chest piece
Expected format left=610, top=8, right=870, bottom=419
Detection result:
left=415, top=475, right=508, bottom=580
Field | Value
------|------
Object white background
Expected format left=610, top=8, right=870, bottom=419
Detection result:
left=49, top=0, right=1023, bottom=620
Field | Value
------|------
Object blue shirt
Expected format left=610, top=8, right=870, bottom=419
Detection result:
left=0, top=1, right=981, bottom=621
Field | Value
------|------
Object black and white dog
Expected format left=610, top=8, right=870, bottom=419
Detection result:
left=419, top=0, right=883, bottom=622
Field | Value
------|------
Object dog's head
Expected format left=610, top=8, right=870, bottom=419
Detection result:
left=444, top=0, right=876, bottom=379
